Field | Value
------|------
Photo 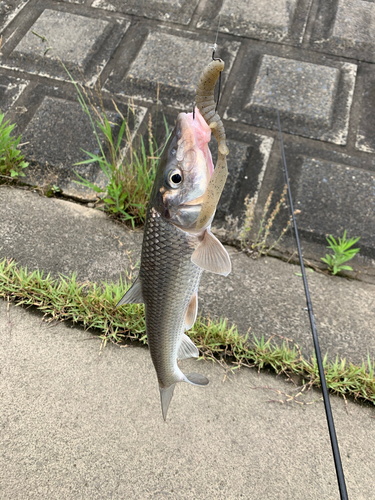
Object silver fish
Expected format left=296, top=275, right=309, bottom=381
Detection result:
left=118, top=60, right=231, bottom=420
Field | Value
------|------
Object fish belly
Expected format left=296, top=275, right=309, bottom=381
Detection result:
left=140, top=207, right=203, bottom=388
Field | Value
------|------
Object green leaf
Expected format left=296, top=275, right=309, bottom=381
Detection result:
left=338, top=265, right=353, bottom=271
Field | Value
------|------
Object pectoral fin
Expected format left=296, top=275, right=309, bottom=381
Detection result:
left=192, top=230, right=231, bottom=276
left=116, top=276, right=143, bottom=307
left=185, top=292, right=198, bottom=330
left=178, top=333, right=199, bottom=360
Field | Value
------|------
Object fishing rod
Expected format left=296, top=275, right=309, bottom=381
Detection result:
left=199, top=35, right=348, bottom=496
left=276, top=109, right=349, bottom=500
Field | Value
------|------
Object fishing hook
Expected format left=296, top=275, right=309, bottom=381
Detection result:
left=193, top=44, right=222, bottom=119
left=211, top=44, right=222, bottom=113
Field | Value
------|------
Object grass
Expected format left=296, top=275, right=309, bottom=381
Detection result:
left=0, top=113, right=29, bottom=182
left=72, top=83, right=169, bottom=227
left=240, top=185, right=292, bottom=257
left=1, top=257, right=374, bottom=406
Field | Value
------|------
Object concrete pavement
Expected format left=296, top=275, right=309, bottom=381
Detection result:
left=1, top=300, right=374, bottom=500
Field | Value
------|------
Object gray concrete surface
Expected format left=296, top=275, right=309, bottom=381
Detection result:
left=1, top=186, right=374, bottom=365
left=1, top=300, right=374, bottom=500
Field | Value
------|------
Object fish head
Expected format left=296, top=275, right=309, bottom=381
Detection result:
left=152, top=108, right=214, bottom=232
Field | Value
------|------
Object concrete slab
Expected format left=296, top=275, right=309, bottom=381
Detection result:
left=19, top=95, right=147, bottom=200
left=105, top=26, right=240, bottom=108
left=224, top=51, right=356, bottom=145
left=1, top=300, right=374, bottom=499
left=311, top=0, right=375, bottom=63
left=210, top=131, right=273, bottom=226
left=0, top=187, right=374, bottom=365
left=1, top=7, right=129, bottom=85
left=92, top=0, right=199, bottom=25
left=197, top=0, right=312, bottom=45
left=0, top=73, right=28, bottom=114
left=0, top=0, right=28, bottom=33
left=0, top=186, right=143, bottom=281
left=295, top=159, right=375, bottom=251
left=258, top=140, right=375, bottom=262
left=355, top=64, right=375, bottom=153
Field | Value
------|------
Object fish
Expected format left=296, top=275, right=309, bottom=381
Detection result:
left=117, top=58, right=230, bottom=420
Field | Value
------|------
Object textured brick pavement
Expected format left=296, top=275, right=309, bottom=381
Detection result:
left=0, top=0, right=374, bottom=268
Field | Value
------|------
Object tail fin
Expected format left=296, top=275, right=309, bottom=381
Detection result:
left=159, top=384, right=176, bottom=421
left=184, top=372, right=209, bottom=386
left=159, top=374, right=209, bottom=421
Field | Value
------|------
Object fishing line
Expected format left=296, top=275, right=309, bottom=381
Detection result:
left=276, top=109, right=349, bottom=500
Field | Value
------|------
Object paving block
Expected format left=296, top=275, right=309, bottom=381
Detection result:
left=21, top=95, right=147, bottom=200
left=0, top=74, right=28, bottom=113
left=356, top=66, right=375, bottom=153
left=265, top=143, right=375, bottom=260
left=225, top=51, right=356, bottom=145
left=91, top=0, right=199, bottom=25
left=2, top=8, right=129, bottom=84
left=211, top=132, right=273, bottom=229
left=295, top=159, right=374, bottom=256
left=0, top=0, right=28, bottom=32
left=105, top=28, right=240, bottom=109
left=311, top=0, right=375, bottom=63
left=197, top=0, right=312, bottom=45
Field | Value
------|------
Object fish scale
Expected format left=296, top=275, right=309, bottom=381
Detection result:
left=140, top=207, right=203, bottom=388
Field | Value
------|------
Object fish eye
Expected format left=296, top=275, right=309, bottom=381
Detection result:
left=167, top=169, right=183, bottom=188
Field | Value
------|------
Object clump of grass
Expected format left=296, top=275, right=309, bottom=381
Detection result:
left=0, top=113, right=29, bottom=181
left=73, top=83, right=169, bottom=227
left=1, top=257, right=374, bottom=405
left=241, top=185, right=291, bottom=256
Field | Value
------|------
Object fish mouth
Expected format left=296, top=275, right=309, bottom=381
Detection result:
left=181, top=194, right=205, bottom=206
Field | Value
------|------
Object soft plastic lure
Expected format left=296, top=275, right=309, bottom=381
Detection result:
left=195, top=58, right=229, bottom=230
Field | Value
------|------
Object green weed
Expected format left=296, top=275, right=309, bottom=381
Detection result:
left=0, top=113, right=29, bottom=181
left=321, top=230, right=360, bottom=275
left=1, top=257, right=374, bottom=405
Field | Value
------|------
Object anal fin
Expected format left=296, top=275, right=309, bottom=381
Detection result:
left=184, top=372, right=209, bottom=386
left=191, top=230, right=231, bottom=276
left=116, top=276, right=143, bottom=307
